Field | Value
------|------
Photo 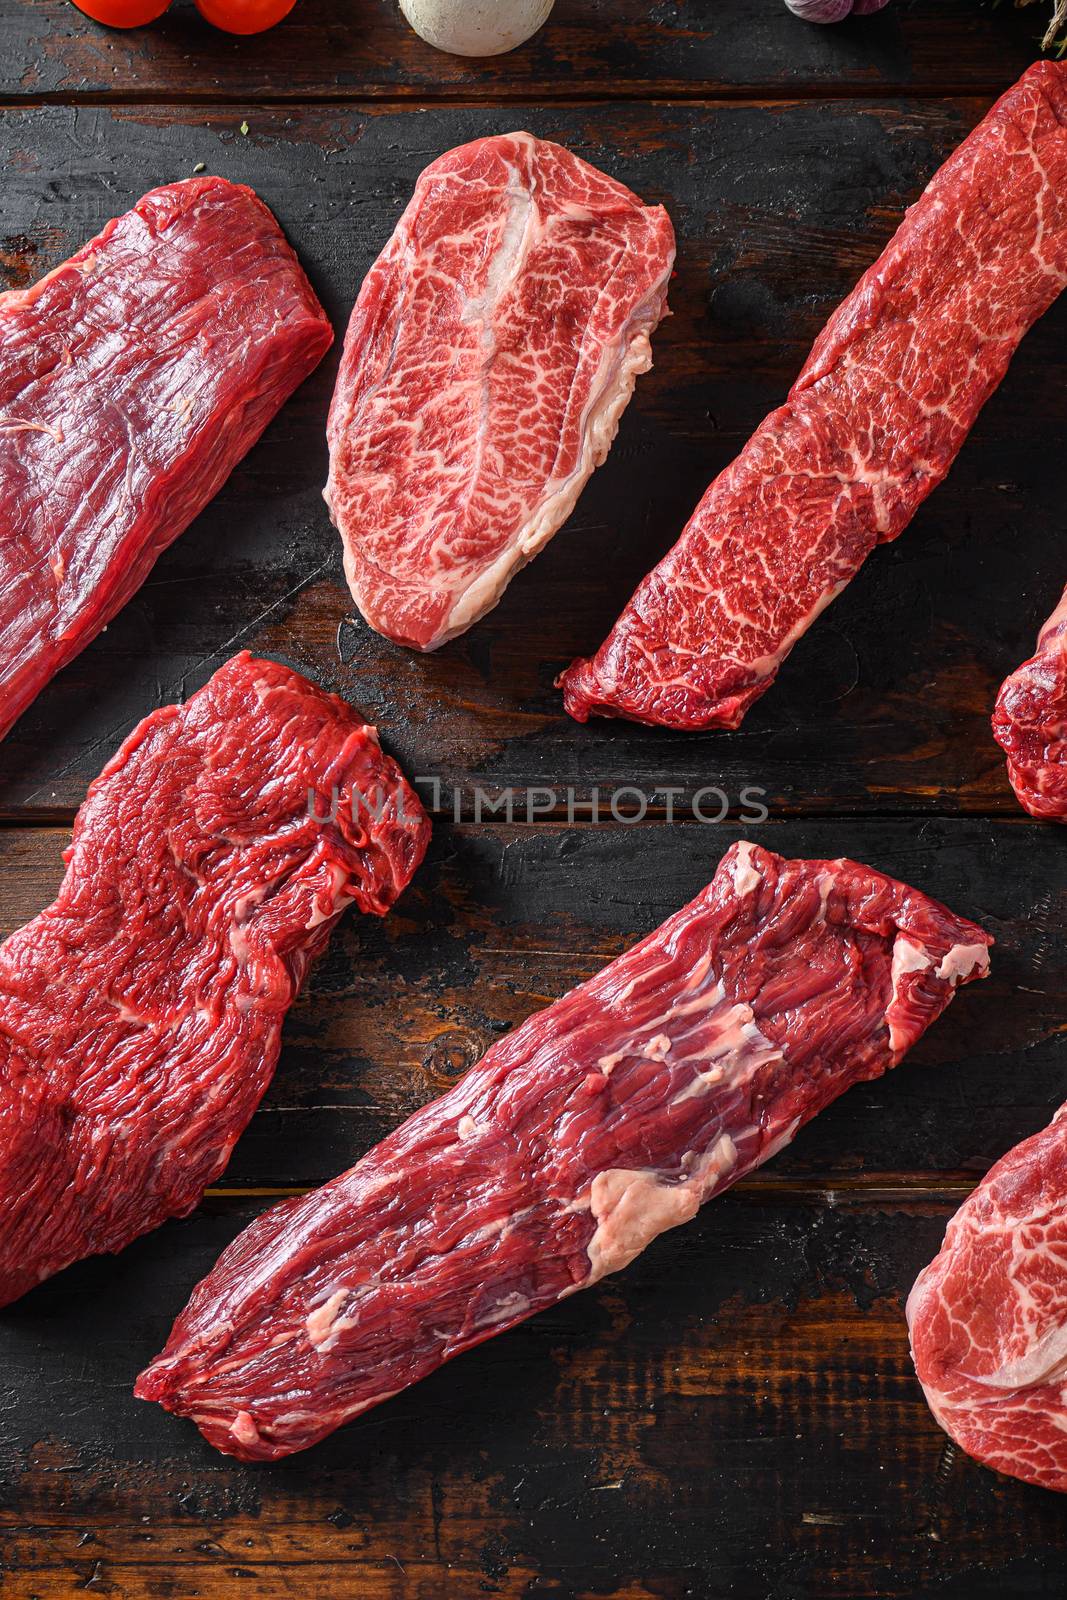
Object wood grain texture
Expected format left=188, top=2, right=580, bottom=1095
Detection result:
left=4, top=18, right=1067, bottom=1593
left=4, top=1192, right=1066, bottom=1599
left=0, top=0, right=1049, bottom=104
left=2, top=98, right=1065, bottom=817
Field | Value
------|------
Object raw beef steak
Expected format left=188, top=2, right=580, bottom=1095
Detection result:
left=908, top=1102, right=1067, bottom=1493
left=0, top=177, right=332, bottom=741
left=324, top=132, right=675, bottom=651
left=561, top=61, right=1067, bottom=728
left=992, top=584, right=1067, bottom=821
left=0, top=653, right=428, bottom=1307
left=137, top=841, right=988, bottom=1461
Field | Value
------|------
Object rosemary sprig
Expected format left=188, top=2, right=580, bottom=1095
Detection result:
left=1016, top=0, right=1067, bottom=50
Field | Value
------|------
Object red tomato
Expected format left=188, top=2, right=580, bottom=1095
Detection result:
left=194, top=0, right=297, bottom=32
left=70, top=0, right=172, bottom=26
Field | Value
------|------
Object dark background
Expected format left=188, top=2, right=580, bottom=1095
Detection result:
left=0, top=2, right=1065, bottom=1595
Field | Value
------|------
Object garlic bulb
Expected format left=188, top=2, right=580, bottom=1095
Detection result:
left=784, top=0, right=854, bottom=18
left=399, top=0, right=554, bottom=55
left=785, top=0, right=891, bottom=19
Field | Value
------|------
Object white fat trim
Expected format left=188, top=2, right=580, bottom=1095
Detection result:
left=306, top=1288, right=349, bottom=1349
left=340, top=1387, right=402, bottom=1422
left=815, top=870, right=836, bottom=922
left=669, top=1006, right=780, bottom=1104
left=276, top=1388, right=402, bottom=1433
left=233, top=886, right=269, bottom=923
left=229, top=1410, right=261, bottom=1449
left=472, top=1290, right=531, bottom=1329
left=684, top=950, right=714, bottom=992
left=584, top=1134, right=738, bottom=1284
left=891, top=936, right=933, bottom=984
left=669, top=1063, right=725, bottom=1102
left=306, top=892, right=353, bottom=931
left=636, top=979, right=727, bottom=1032
left=303, top=1273, right=391, bottom=1350
left=730, top=841, right=762, bottom=898
left=887, top=934, right=935, bottom=1055
left=466, top=1214, right=511, bottom=1247
left=972, top=1321, right=1067, bottom=1393
left=460, top=168, right=536, bottom=332
left=935, top=942, right=989, bottom=985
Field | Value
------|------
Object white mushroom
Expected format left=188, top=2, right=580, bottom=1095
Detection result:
left=398, top=0, right=554, bottom=56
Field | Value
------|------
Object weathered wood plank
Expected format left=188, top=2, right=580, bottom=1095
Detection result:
left=0, top=816, right=1059, bottom=1191
left=1, top=98, right=1063, bottom=818
left=0, top=0, right=1049, bottom=105
left=2, top=1192, right=1065, bottom=1598
left=4, top=10, right=1065, bottom=1592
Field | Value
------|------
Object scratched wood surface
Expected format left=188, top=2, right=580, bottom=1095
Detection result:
left=3, top=96, right=1067, bottom=821
left=0, top=0, right=1051, bottom=102
left=2, top=0, right=1067, bottom=1596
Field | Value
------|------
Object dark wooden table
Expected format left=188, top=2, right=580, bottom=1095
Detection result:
left=2, top=2, right=1067, bottom=1594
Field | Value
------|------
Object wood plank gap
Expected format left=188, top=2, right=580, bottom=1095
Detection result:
left=0, top=84, right=1016, bottom=112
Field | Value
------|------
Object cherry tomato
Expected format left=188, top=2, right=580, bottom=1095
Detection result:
left=70, top=0, right=172, bottom=26
left=194, top=0, right=297, bottom=33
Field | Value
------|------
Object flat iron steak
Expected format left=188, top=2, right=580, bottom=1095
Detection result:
left=0, top=176, right=332, bottom=740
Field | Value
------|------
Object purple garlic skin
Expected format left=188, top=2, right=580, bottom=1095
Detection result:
left=786, top=0, right=890, bottom=20
left=785, top=0, right=853, bottom=18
